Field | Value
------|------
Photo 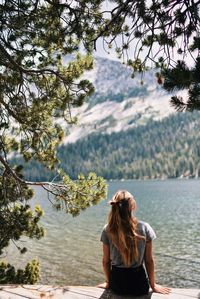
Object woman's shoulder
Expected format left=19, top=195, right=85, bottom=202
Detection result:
left=137, top=220, right=156, bottom=240
left=101, top=223, right=109, bottom=235
left=100, top=224, right=110, bottom=245
left=137, top=220, right=151, bottom=228
left=102, top=223, right=108, bottom=231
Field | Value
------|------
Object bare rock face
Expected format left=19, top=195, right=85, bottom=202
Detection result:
left=62, top=57, right=176, bottom=144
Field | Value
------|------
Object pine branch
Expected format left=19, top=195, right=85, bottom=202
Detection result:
left=163, top=60, right=193, bottom=92
left=170, top=96, right=187, bottom=112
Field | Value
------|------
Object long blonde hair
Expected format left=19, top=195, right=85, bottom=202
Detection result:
left=107, top=190, right=143, bottom=267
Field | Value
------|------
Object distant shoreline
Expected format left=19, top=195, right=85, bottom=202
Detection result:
left=107, top=177, right=200, bottom=182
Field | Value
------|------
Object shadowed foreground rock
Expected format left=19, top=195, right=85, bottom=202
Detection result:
left=0, top=285, right=199, bottom=299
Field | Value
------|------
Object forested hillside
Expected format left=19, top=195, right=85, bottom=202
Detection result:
left=17, top=111, right=200, bottom=181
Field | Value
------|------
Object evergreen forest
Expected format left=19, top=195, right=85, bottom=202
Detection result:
left=14, top=111, right=200, bottom=181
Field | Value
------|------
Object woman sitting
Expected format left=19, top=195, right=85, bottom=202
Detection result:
left=99, top=190, right=171, bottom=296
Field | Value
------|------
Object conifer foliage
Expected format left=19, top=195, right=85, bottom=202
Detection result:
left=163, top=58, right=200, bottom=111
left=95, top=0, right=200, bottom=110
left=0, top=0, right=106, bottom=283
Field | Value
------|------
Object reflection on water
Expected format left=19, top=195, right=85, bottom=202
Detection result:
left=4, top=180, right=200, bottom=288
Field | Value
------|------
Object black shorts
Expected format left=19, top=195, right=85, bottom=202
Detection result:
left=110, top=264, right=149, bottom=296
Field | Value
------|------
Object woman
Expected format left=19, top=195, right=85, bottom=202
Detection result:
left=98, top=190, right=171, bottom=295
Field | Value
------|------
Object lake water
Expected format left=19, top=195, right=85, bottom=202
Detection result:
left=5, top=180, right=200, bottom=288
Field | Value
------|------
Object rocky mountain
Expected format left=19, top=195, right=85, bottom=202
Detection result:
left=14, top=56, right=199, bottom=181
left=61, top=57, right=180, bottom=144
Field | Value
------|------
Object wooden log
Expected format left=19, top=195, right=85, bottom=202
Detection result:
left=0, top=285, right=199, bottom=299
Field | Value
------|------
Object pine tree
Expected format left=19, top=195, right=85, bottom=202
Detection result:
left=0, top=0, right=106, bottom=283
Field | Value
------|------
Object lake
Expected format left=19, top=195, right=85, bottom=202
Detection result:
left=5, top=179, right=200, bottom=288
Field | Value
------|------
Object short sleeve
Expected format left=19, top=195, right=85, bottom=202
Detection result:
left=145, top=222, right=156, bottom=241
left=100, top=226, right=110, bottom=246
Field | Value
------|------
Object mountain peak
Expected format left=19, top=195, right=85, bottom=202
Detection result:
left=61, top=57, right=178, bottom=143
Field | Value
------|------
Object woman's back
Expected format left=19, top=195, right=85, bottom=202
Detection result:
left=101, top=220, right=156, bottom=268
left=98, top=190, right=171, bottom=296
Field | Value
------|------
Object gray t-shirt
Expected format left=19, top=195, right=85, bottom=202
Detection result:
left=100, top=221, right=156, bottom=268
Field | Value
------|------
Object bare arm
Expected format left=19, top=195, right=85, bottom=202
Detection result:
left=98, top=244, right=111, bottom=289
left=144, top=240, right=155, bottom=289
left=144, top=241, right=171, bottom=294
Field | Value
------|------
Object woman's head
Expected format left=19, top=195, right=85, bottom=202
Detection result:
left=109, top=190, right=136, bottom=218
left=107, top=190, right=141, bottom=267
